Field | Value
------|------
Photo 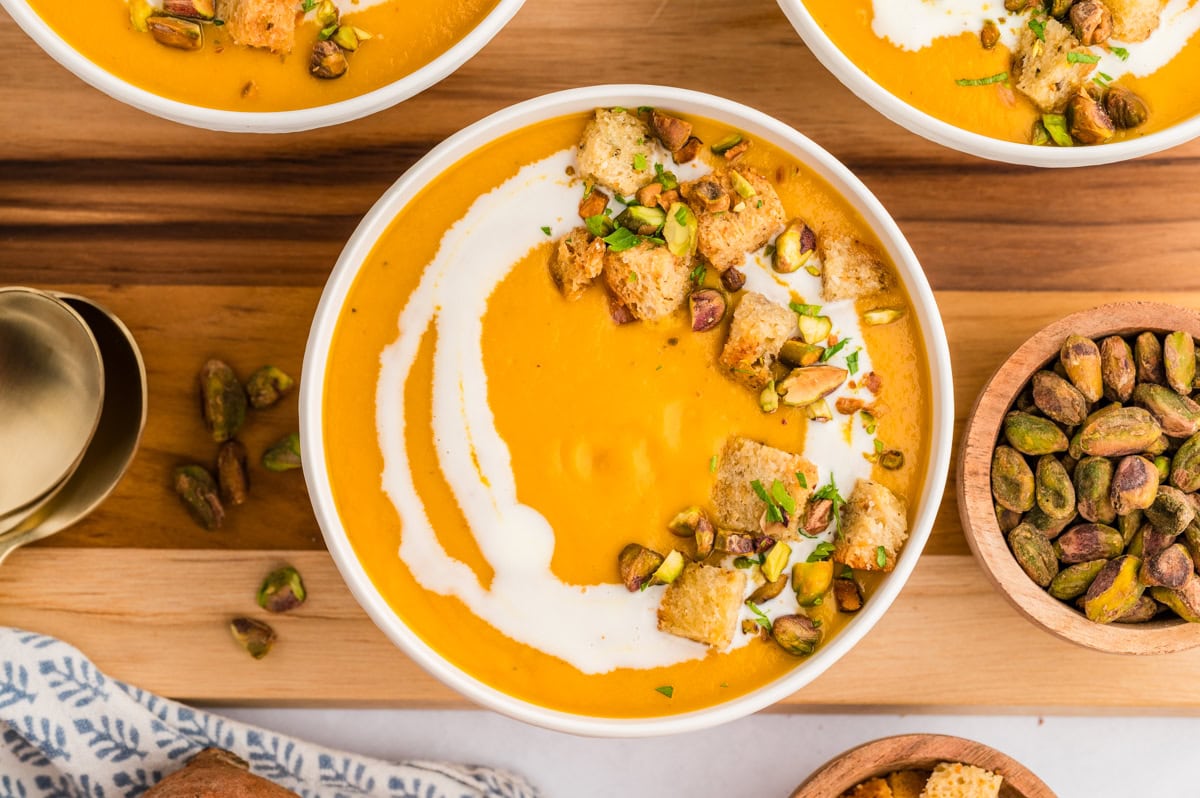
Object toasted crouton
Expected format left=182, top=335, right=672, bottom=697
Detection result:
left=680, top=169, right=786, bottom=272
left=657, top=562, right=746, bottom=649
left=820, top=237, right=890, bottom=303
left=845, top=779, right=894, bottom=798
left=549, top=228, right=605, bottom=300
left=711, top=437, right=817, bottom=539
left=888, top=771, right=931, bottom=798
left=602, top=241, right=691, bottom=321
left=1106, top=0, right=1166, bottom=41
left=1012, top=17, right=1095, bottom=113
left=576, top=109, right=658, bottom=197
left=919, top=762, right=1003, bottom=798
left=217, top=0, right=297, bottom=53
left=834, top=479, right=908, bottom=572
left=718, top=292, right=798, bottom=389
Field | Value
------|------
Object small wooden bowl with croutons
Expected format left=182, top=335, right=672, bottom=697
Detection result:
left=958, top=301, right=1200, bottom=654
left=791, top=734, right=1055, bottom=798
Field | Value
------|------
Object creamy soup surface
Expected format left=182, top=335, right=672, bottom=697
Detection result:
left=323, top=111, right=932, bottom=717
left=26, top=0, right=498, bottom=112
left=802, top=0, right=1200, bottom=144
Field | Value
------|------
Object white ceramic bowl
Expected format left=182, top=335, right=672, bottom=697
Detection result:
left=300, top=84, right=955, bottom=736
left=776, top=0, right=1200, bottom=167
left=0, top=0, right=525, bottom=132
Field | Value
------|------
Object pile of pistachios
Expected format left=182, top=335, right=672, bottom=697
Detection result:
left=230, top=564, right=309, bottom=659
left=174, top=359, right=300, bottom=531
left=993, top=328, right=1200, bottom=625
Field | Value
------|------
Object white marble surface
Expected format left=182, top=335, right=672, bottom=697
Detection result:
left=217, top=708, right=1197, bottom=796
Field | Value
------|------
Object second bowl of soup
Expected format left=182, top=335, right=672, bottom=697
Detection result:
left=301, top=85, right=954, bottom=735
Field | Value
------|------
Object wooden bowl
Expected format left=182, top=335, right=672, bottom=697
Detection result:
left=958, top=301, right=1200, bottom=654
left=791, top=734, right=1055, bottom=798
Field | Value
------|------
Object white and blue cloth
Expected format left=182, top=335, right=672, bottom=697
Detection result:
left=0, top=628, right=540, bottom=798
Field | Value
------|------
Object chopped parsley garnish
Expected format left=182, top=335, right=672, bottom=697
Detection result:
left=746, top=601, right=772, bottom=631
left=821, top=337, right=851, bottom=362
left=1112, top=46, right=1130, bottom=60
left=790, top=302, right=822, bottom=317
left=874, top=439, right=885, bottom=454
left=655, top=163, right=679, bottom=190
left=795, top=471, right=808, bottom=489
left=733, top=556, right=760, bottom=569
left=807, top=541, right=836, bottom=563
left=318, top=23, right=338, bottom=40
left=751, top=479, right=784, bottom=524
left=603, top=227, right=641, bottom=252
left=689, top=262, right=706, bottom=285
left=838, top=564, right=854, bottom=579
left=875, top=545, right=888, bottom=569
left=675, top=205, right=688, bottom=225
left=1067, top=52, right=1101, bottom=64
left=614, top=194, right=633, bottom=206
left=709, top=454, right=718, bottom=473
left=213, top=17, right=224, bottom=25
left=756, top=200, right=764, bottom=208
left=585, top=214, right=612, bottom=237
left=633, top=153, right=648, bottom=171
left=764, top=244, right=776, bottom=258
left=540, top=226, right=552, bottom=236
left=638, top=105, right=653, bottom=114
left=611, top=107, right=626, bottom=113
left=812, top=475, right=846, bottom=539
left=301, top=0, right=317, bottom=10
left=956, top=71, right=1009, bottom=87
left=770, top=479, right=797, bottom=515
left=655, top=685, right=674, bottom=698
left=1028, top=17, right=1046, bottom=41
left=846, top=349, right=860, bottom=376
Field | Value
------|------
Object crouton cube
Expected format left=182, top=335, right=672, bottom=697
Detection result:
left=680, top=168, right=786, bottom=272
left=711, top=437, right=817, bottom=538
left=1107, top=0, right=1166, bottom=41
left=918, top=762, right=1003, bottom=798
left=834, top=479, right=908, bottom=572
left=845, top=779, right=894, bottom=798
left=216, top=0, right=297, bottom=53
left=718, top=292, right=798, bottom=389
left=602, top=241, right=691, bottom=321
left=820, top=237, right=890, bottom=303
left=657, top=562, right=746, bottom=649
left=549, top=228, right=605, bottom=301
left=887, top=771, right=931, bottom=798
left=1012, top=17, right=1095, bottom=113
left=576, top=109, right=659, bottom=197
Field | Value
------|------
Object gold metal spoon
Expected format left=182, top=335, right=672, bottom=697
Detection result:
left=0, top=294, right=147, bottom=564
left=0, top=287, right=105, bottom=527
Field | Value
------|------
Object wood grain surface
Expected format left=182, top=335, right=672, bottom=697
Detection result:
left=2, top=0, right=1200, bottom=712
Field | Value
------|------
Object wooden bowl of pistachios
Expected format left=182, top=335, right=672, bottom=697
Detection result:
left=791, top=734, right=1055, bottom=798
left=959, top=301, right=1200, bottom=654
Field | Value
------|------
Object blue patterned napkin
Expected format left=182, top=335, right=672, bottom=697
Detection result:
left=0, top=628, right=540, bottom=798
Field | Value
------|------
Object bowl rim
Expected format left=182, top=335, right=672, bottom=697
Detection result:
left=957, top=300, right=1200, bottom=655
left=791, top=733, right=1056, bottom=797
left=0, top=0, right=526, bottom=133
left=299, top=83, right=955, bottom=737
left=774, top=0, right=1200, bottom=168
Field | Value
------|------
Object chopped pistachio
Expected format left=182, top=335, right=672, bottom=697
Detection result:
left=147, top=15, right=203, bottom=50
left=245, top=366, right=295, bottom=410
left=615, top=205, right=666, bottom=236
left=262, top=433, right=302, bottom=472
left=773, top=220, right=817, bottom=275
left=315, top=0, right=338, bottom=25
left=650, top=550, right=685, bottom=585
left=618, top=543, right=663, bottom=591
left=792, top=560, right=834, bottom=606
left=729, top=170, right=756, bottom=199
left=863, top=307, right=905, bottom=326
left=710, top=133, right=744, bottom=154
left=759, top=381, right=780, bottom=414
left=761, top=542, right=791, bottom=583
left=230, top=617, right=276, bottom=659
left=806, top=399, right=833, bottom=422
left=798, top=314, right=833, bottom=345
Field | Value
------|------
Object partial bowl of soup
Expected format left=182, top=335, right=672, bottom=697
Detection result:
left=777, top=0, right=1200, bottom=166
left=0, top=0, right=524, bottom=131
left=301, top=84, right=954, bottom=735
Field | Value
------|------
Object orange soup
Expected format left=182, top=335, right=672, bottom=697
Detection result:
left=322, top=108, right=932, bottom=717
left=802, top=0, right=1200, bottom=146
left=26, top=0, right=498, bottom=112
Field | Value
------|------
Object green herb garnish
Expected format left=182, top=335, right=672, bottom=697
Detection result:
left=585, top=214, right=613, bottom=238
left=1067, top=52, right=1101, bottom=64
left=655, top=685, right=674, bottom=698
left=746, top=601, right=772, bottom=631
left=709, top=455, right=718, bottom=473
left=633, top=153, right=648, bottom=171
left=212, top=17, right=224, bottom=25
left=846, top=349, right=860, bottom=375
left=795, top=471, right=808, bottom=489
left=733, top=556, right=759, bottom=569
left=770, top=479, right=797, bottom=515
left=875, top=545, right=888, bottom=569
left=603, top=227, right=642, bottom=252
left=807, top=541, right=836, bottom=563
left=638, top=105, right=653, bottom=114
left=655, top=163, right=679, bottom=190
left=956, top=71, right=1009, bottom=87
left=1028, top=17, right=1046, bottom=41
left=751, top=479, right=784, bottom=524
left=821, top=338, right=851, bottom=362
left=301, top=0, right=317, bottom=10
left=675, top=205, right=689, bottom=225
left=318, top=23, right=338, bottom=40
left=1112, top=46, right=1129, bottom=60
left=540, top=226, right=552, bottom=236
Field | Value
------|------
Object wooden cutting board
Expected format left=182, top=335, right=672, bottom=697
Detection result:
left=3, top=0, right=1200, bottom=712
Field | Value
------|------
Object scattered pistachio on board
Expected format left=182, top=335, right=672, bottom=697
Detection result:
left=995, top=329, right=1200, bottom=624
left=258, top=565, right=308, bottom=613
left=230, top=617, right=276, bottom=660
